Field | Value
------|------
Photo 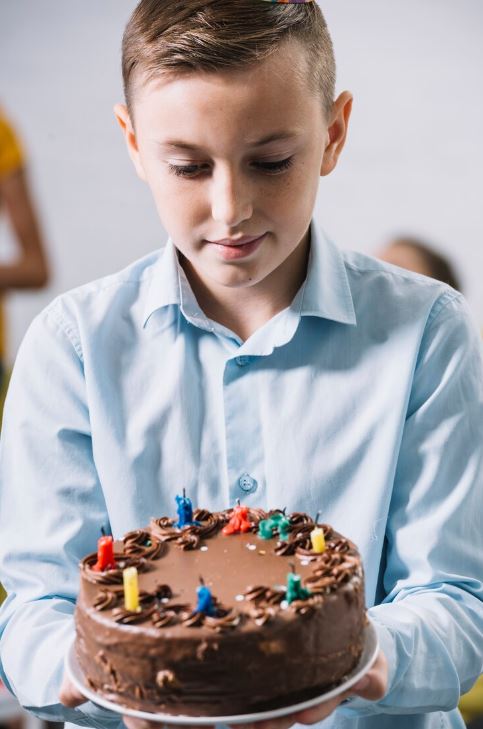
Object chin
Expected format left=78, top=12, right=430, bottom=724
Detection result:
left=212, top=266, right=264, bottom=288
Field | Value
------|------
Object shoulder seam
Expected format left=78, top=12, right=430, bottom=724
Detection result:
left=44, top=301, right=84, bottom=362
left=343, top=257, right=442, bottom=288
left=66, top=274, right=154, bottom=300
left=426, top=290, right=464, bottom=326
left=343, top=257, right=463, bottom=319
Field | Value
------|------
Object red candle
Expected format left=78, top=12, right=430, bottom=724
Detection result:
left=223, top=504, right=252, bottom=535
left=92, top=535, right=116, bottom=571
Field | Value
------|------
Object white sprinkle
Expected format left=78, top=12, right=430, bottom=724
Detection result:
left=274, top=585, right=286, bottom=592
left=235, top=594, right=245, bottom=602
left=301, top=559, right=310, bottom=566
left=200, top=546, right=208, bottom=552
left=246, top=544, right=257, bottom=551
left=281, top=600, right=289, bottom=610
left=161, top=598, right=170, bottom=604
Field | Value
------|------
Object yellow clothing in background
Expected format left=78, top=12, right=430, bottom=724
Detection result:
left=0, top=112, right=24, bottom=179
left=460, top=676, right=483, bottom=725
left=0, top=111, right=25, bottom=362
left=0, top=111, right=24, bottom=610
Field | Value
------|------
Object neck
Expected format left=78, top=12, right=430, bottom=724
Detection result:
left=181, top=229, right=311, bottom=342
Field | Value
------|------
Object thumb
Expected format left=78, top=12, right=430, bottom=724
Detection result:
left=350, top=672, right=386, bottom=702
left=349, top=648, right=388, bottom=702
left=59, top=673, right=86, bottom=707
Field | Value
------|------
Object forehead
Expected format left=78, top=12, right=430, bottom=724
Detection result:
left=133, top=41, right=322, bottom=148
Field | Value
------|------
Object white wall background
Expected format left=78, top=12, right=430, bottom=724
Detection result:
left=0, top=0, right=482, bottom=362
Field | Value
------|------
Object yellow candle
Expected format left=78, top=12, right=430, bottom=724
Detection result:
left=310, top=527, right=326, bottom=554
left=123, top=566, right=141, bottom=612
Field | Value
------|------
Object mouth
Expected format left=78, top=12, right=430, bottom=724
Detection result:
left=206, top=233, right=267, bottom=261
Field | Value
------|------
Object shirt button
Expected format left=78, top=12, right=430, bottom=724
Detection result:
left=239, top=473, right=257, bottom=493
left=236, top=356, right=250, bottom=367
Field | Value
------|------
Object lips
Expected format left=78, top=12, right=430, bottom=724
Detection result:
left=207, top=233, right=267, bottom=261
left=208, top=234, right=265, bottom=246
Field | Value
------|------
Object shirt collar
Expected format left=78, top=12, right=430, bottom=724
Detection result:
left=142, top=240, right=181, bottom=327
left=143, top=218, right=356, bottom=328
left=300, top=218, right=356, bottom=325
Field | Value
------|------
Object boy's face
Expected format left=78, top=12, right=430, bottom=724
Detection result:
left=115, top=39, right=351, bottom=295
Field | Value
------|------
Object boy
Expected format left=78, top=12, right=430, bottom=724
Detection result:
left=0, top=2, right=482, bottom=729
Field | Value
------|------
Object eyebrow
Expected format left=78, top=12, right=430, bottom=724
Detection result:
left=160, top=131, right=301, bottom=152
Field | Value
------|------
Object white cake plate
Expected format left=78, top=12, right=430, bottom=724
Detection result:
left=65, top=619, right=378, bottom=725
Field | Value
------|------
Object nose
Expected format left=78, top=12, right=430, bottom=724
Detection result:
left=210, top=164, right=253, bottom=228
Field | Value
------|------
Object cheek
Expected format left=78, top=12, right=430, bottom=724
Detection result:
left=148, top=173, right=201, bottom=223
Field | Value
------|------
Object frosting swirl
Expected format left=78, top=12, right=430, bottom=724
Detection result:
left=81, top=553, right=150, bottom=585
left=123, top=530, right=165, bottom=560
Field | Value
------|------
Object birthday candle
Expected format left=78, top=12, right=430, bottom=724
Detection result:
left=310, top=527, right=326, bottom=554
left=92, top=535, right=115, bottom=571
left=196, top=578, right=216, bottom=616
left=223, top=500, right=252, bottom=535
left=175, top=489, right=200, bottom=528
left=123, top=566, right=140, bottom=612
left=286, top=571, right=311, bottom=604
left=258, top=519, right=275, bottom=540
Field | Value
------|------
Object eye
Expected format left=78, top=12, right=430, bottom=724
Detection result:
left=167, top=163, right=208, bottom=178
left=253, top=157, right=294, bottom=174
left=166, top=156, right=294, bottom=178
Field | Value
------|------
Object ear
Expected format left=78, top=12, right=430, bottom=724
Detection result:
left=113, top=103, right=147, bottom=181
left=320, top=91, right=353, bottom=177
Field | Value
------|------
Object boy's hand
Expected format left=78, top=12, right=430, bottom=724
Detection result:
left=61, top=651, right=387, bottom=729
left=123, top=721, right=214, bottom=729
left=59, top=672, right=87, bottom=707
left=59, top=672, right=214, bottom=729
left=231, top=649, right=388, bottom=729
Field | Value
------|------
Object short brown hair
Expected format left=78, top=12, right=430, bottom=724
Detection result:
left=122, top=0, right=336, bottom=120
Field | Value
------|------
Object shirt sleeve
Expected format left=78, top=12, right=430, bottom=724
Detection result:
left=0, top=301, right=121, bottom=728
left=339, top=291, right=483, bottom=718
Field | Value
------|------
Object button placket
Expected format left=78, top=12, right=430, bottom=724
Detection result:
left=223, top=359, right=263, bottom=504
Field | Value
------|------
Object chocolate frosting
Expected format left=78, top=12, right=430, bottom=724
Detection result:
left=75, top=507, right=366, bottom=716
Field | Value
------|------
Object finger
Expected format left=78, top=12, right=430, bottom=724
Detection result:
left=122, top=717, right=158, bottom=729
left=167, top=725, right=215, bottom=729
left=253, top=718, right=295, bottom=729
left=124, top=720, right=214, bottom=729
left=350, top=674, right=386, bottom=702
left=289, top=695, right=343, bottom=725
left=58, top=675, right=86, bottom=707
left=350, top=651, right=388, bottom=702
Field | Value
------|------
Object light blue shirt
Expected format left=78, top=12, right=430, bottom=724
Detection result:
left=0, top=219, right=482, bottom=729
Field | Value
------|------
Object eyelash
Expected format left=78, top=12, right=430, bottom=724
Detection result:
left=167, top=156, right=294, bottom=178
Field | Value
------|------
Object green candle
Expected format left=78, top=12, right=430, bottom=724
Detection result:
left=278, top=516, right=291, bottom=541
left=258, top=519, right=275, bottom=540
left=286, top=571, right=311, bottom=604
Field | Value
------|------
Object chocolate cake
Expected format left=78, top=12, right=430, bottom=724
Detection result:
left=75, top=507, right=366, bottom=716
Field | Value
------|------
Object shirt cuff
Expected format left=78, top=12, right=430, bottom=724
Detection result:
left=337, top=613, right=397, bottom=718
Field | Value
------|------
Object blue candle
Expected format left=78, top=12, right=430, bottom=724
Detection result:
left=196, top=579, right=216, bottom=616
left=175, top=490, right=200, bottom=528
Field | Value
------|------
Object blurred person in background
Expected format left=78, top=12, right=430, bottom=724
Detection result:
left=0, top=106, right=50, bottom=423
left=377, top=235, right=482, bottom=729
left=377, top=235, right=461, bottom=291
left=0, top=108, right=51, bottom=729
